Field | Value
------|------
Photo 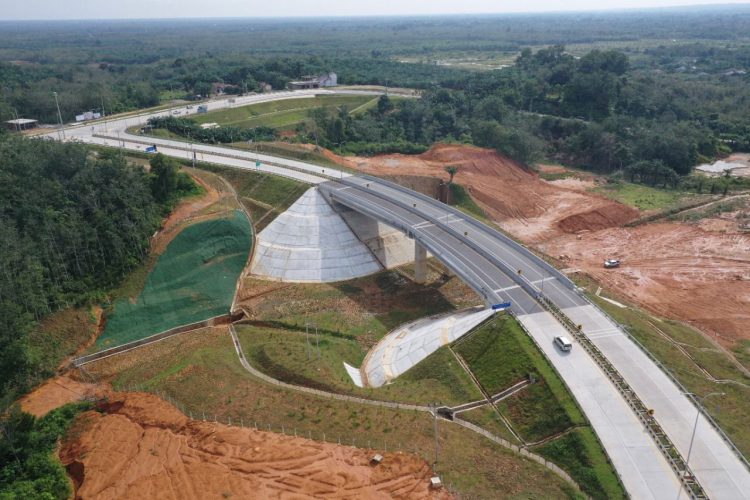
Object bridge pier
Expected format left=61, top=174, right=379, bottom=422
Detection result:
left=414, top=242, right=427, bottom=284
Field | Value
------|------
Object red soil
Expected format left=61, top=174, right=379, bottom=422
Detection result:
left=541, top=221, right=750, bottom=345
left=59, top=391, right=448, bottom=500
left=330, top=144, right=637, bottom=242
left=324, top=143, right=749, bottom=345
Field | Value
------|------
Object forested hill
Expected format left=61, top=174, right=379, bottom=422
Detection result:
left=0, top=135, right=191, bottom=406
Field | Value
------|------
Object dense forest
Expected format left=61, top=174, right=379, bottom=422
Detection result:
left=298, top=45, right=746, bottom=183
left=0, top=135, right=195, bottom=409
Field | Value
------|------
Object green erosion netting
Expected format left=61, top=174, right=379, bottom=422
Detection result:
left=96, top=210, right=252, bottom=349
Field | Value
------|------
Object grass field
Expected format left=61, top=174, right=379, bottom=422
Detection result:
left=195, top=163, right=309, bottom=231
left=235, top=267, right=483, bottom=403
left=191, top=95, right=376, bottom=130
left=454, top=315, right=624, bottom=499
left=95, top=211, right=251, bottom=349
left=592, top=181, right=692, bottom=211
left=238, top=326, right=482, bottom=406
left=93, top=327, right=581, bottom=499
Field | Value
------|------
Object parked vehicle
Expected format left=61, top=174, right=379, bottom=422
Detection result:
left=604, top=259, right=621, bottom=269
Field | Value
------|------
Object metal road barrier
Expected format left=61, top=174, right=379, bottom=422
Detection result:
left=538, top=296, right=707, bottom=499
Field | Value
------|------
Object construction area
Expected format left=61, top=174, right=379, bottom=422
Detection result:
left=30, top=125, right=749, bottom=499
left=330, top=143, right=750, bottom=351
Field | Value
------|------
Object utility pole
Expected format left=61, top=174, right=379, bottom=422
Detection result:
left=430, top=403, right=440, bottom=465
left=53, top=91, right=65, bottom=140
left=679, top=392, right=725, bottom=500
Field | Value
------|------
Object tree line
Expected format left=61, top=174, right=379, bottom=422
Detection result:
left=303, top=46, right=748, bottom=186
left=0, top=135, right=196, bottom=408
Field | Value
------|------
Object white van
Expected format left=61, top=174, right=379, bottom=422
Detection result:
left=554, top=336, right=573, bottom=352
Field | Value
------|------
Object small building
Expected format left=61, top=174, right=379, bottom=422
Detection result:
left=211, top=82, right=240, bottom=95
left=288, top=72, right=337, bottom=90
left=4, top=118, right=38, bottom=131
left=75, top=111, right=101, bottom=122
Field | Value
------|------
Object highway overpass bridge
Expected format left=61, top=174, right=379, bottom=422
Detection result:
left=42, top=90, right=750, bottom=499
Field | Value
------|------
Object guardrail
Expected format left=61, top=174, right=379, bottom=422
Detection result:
left=538, top=296, right=706, bottom=499
left=320, top=185, right=499, bottom=305
left=93, top=133, right=341, bottom=182
left=581, top=294, right=750, bottom=473
left=329, top=178, right=543, bottom=305
left=351, top=174, right=580, bottom=292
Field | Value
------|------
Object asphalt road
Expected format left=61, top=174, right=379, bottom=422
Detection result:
left=44, top=90, right=750, bottom=499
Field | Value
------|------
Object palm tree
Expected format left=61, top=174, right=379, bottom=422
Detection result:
left=445, top=165, right=459, bottom=184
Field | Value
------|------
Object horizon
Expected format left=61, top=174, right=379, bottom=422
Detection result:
left=3, top=1, right=750, bottom=21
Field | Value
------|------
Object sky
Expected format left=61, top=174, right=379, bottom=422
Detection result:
left=2, top=0, right=749, bottom=20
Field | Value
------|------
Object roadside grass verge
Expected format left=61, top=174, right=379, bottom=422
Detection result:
left=454, top=315, right=624, bottom=499
left=577, top=279, right=750, bottom=459
left=91, top=327, right=580, bottom=500
left=237, top=326, right=482, bottom=406
left=534, top=427, right=624, bottom=500
left=449, top=183, right=487, bottom=220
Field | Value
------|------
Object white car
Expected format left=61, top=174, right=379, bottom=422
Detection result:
left=554, top=336, right=573, bottom=352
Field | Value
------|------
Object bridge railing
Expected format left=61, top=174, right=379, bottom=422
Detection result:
left=349, top=174, right=580, bottom=292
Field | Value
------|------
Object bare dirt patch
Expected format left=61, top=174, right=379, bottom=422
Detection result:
left=325, top=144, right=750, bottom=345
left=60, top=391, right=448, bottom=500
left=19, top=375, right=107, bottom=418
left=542, top=222, right=750, bottom=345
left=328, top=144, right=637, bottom=242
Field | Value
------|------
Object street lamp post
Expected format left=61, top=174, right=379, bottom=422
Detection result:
left=53, top=91, right=65, bottom=141
left=678, top=392, right=725, bottom=500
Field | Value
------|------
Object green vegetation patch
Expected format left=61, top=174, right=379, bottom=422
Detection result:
left=96, top=211, right=252, bottom=349
left=196, top=164, right=309, bottom=230
left=535, top=427, right=624, bottom=500
left=592, top=181, right=687, bottom=211
left=449, top=183, right=487, bottom=220
left=191, top=95, right=374, bottom=129
left=238, top=326, right=482, bottom=406
left=0, top=402, right=92, bottom=500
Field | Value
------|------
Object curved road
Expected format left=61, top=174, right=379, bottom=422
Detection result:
left=42, top=90, right=750, bottom=499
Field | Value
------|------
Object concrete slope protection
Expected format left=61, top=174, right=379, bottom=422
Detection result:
left=320, top=176, right=750, bottom=499
left=250, top=187, right=382, bottom=282
left=96, top=211, right=252, bottom=350
left=354, top=306, right=498, bottom=388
